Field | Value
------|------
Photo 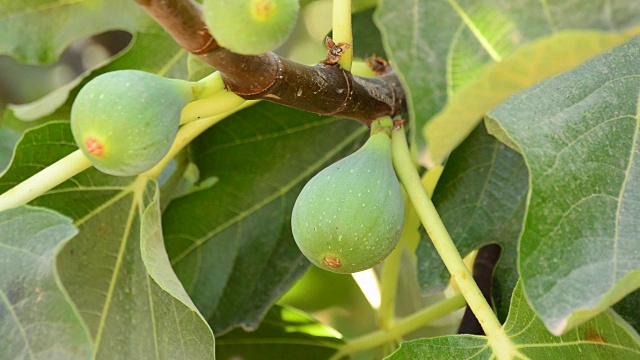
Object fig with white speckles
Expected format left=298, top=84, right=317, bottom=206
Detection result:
left=291, top=122, right=405, bottom=274
left=71, top=70, right=194, bottom=176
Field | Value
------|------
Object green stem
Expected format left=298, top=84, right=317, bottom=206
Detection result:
left=143, top=100, right=258, bottom=179
left=180, top=90, right=246, bottom=125
left=332, top=0, right=353, bottom=71
left=391, top=125, right=519, bottom=360
left=0, top=150, right=92, bottom=212
left=377, top=243, right=403, bottom=331
left=330, top=292, right=466, bottom=360
left=193, top=71, right=225, bottom=100
left=0, top=96, right=256, bottom=212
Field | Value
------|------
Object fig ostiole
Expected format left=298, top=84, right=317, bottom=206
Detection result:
left=203, top=0, right=300, bottom=55
left=291, top=118, right=405, bottom=274
left=71, top=70, right=195, bottom=176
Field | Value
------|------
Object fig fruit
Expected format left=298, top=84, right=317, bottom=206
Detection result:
left=203, top=0, right=299, bottom=55
left=291, top=122, right=405, bottom=274
left=71, top=70, right=194, bottom=176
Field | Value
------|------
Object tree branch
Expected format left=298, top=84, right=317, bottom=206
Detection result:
left=134, top=0, right=406, bottom=126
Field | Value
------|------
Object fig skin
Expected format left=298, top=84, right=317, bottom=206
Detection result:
left=203, top=0, right=299, bottom=55
left=71, top=70, right=194, bottom=176
left=291, top=130, right=405, bottom=274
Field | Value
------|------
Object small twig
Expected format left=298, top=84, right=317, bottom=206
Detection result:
left=134, top=0, right=405, bottom=126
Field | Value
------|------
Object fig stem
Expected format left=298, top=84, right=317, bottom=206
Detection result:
left=391, top=125, right=522, bottom=360
left=0, top=150, right=92, bottom=212
left=180, top=90, right=247, bottom=125
left=142, top=100, right=258, bottom=179
left=329, top=292, right=466, bottom=360
left=193, top=71, right=225, bottom=100
left=0, top=98, right=256, bottom=212
left=332, top=0, right=353, bottom=71
left=377, top=239, right=403, bottom=331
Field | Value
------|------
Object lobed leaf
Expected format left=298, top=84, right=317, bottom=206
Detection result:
left=488, top=36, right=640, bottom=334
left=0, top=0, right=146, bottom=64
left=0, top=205, right=92, bottom=359
left=4, top=21, right=186, bottom=123
left=375, top=0, right=640, bottom=164
left=0, top=122, right=215, bottom=358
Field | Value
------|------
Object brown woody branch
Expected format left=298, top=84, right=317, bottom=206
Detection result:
left=134, top=0, right=406, bottom=126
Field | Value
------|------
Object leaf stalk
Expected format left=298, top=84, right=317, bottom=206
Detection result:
left=330, top=292, right=466, bottom=360
left=391, top=125, right=519, bottom=360
left=0, top=150, right=91, bottom=212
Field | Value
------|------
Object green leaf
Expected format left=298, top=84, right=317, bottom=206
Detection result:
left=0, top=205, right=92, bottom=359
left=613, top=289, right=640, bottom=334
left=163, top=102, right=368, bottom=334
left=216, top=304, right=343, bottom=359
left=187, top=53, right=215, bottom=82
left=352, top=8, right=386, bottom=59
left=0, top=126, right=19, bottom=172
left=0, top=122, right=215, bottom=358
left=488, top=36, right=640, bottom=335
left=387, top=281, right=640, bottom=359
left=4, top=21, right=186, bottom=123
left=0, top=0, right=147, bottom=64
left=417, top=123, right=528, bottom=321
left=375, top=0, right=640, bottom=164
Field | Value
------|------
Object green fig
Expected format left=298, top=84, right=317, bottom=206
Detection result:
left=291, top=121, right=405, bottom=274
left=203, top=0, right=299, bottom=55
left=71, top=70, right=195, bottom=176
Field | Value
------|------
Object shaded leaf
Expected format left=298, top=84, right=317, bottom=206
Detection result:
left=216, top=305, right=343, bottom=360
left=375, top=0, right=640, bottom=164
left=352, top=8, right=386, bottom=59
left=488, top=36, right=640, bottom=334
left=0, top=122, right=215, bottom=358
left=388, top=281, right=640, bottom=359
left=613, top=289, right=640, bottom=334
left=417, top=123, right=528, bottom=321
left=163, top=102, right=368, bottom=334
left=0, top=0, right=146, bottom=64
left=0, top=205, right=92, bottom=359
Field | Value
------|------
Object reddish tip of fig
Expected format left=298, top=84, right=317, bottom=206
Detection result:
left=85, top=138, right=105, bottom=158
left=322, top=256, right=342, bottom=269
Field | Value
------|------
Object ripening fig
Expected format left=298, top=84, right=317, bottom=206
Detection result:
left=203, top=0, right=299, bottom=55
left=291, top=120, right=405, bottom=274
left=71, top=70, right=194, bottom=176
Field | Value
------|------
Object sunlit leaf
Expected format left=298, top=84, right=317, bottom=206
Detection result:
left=375, top=0, right=640, bottom=164
left=488, top=36, right=640, bottom=335
left=216, top=305, right=343, bottom=359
